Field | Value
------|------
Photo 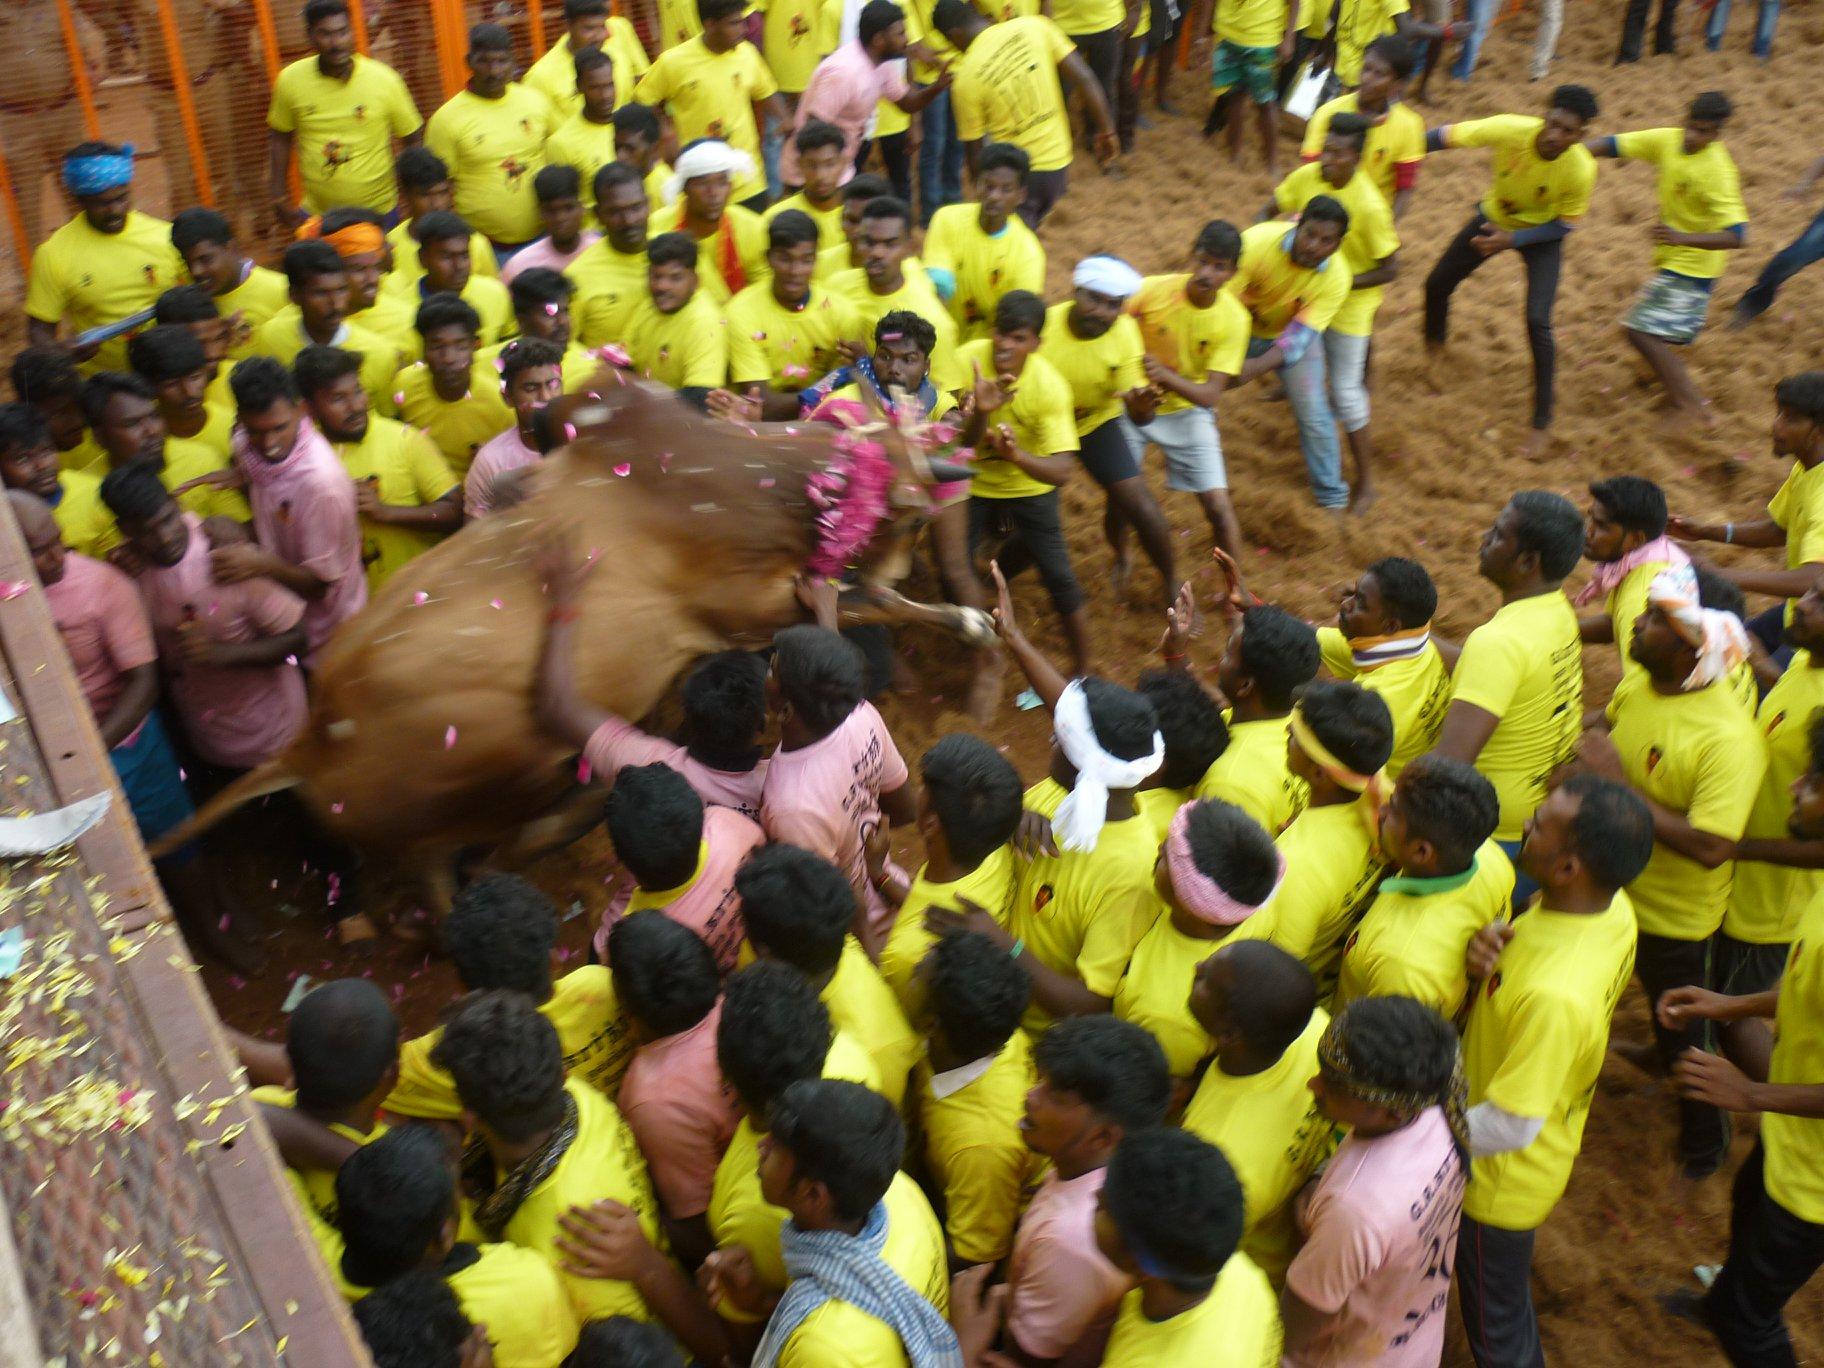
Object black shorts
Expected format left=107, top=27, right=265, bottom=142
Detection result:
left=1713, top=932, right=1790, bottom=997
left=1076, top=416, right=1141, bottom=487
left=967, top=490, right=1084, bottom=615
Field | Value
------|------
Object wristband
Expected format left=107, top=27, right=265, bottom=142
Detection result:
left=548, top=604, right=581, bottom=625
left=1162, top=651, right=1187, bottom=663
left=1724, top=522, right=1735, bottom=544
left=1009, top=937, right=1025, bottom=960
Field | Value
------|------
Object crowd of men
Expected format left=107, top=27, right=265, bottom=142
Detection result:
left=6, top=0, right=1824, bottom=1364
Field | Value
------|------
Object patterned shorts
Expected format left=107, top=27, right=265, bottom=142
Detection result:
left=1212, top=40, right=1280, bottom=103
left=1624, top=270, right=1713, bottom=345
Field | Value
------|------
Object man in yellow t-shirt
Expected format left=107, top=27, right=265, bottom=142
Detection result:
left=830, top=198, right=964, bottom=392
left=566, top=165, right=654, bottom=349
left=396, top=295, right=513, bottom=480
left=923, top=144, right=1046, bottom=343
left=658, top=142, right=774, bottom=306
left=1422, top=85, right=1600, bottom=458
left=540, top=52, right=624, bottom=215
left=125, top=326, right=251, bottom=526
left=718, top=211, right=861, bottom=418
left=425, top=24, right=555, bottom=249
left=252, top=242, right=403, bottom=418
left=523, top=0, right=648, bottom=118
left=267, top=2, right=422, bottom=224
left=1590, top=93, right=1748, bottom=424
left=25, top=142, right=184, bottom=376
left=171, top=208, right=292, bottom=350
left=403, top=212, right=516, bottom=346
left=934, top=5, right=1118, bottom=227
left=766, top=123, right=851, bottom=252
left=80, top=371, right=247, bottom=533
left=386, top=148, right=503, bottom=293
left=1576, top=475, right=1686, bottom=692
left=1318, top=557, right=1449, bottom=776
left=1456, top=776, right=1652, bottom=1363
left=623, top=232, right=730, bottom=399
left=1193, top=603, right=1319, bottom=834
left=0, top=409, right=114, bottom=560
left=1299, top=36, right=1425, bottom=216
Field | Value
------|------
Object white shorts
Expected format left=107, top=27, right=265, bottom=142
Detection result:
left=1121, top=407, right=1227, bottom=492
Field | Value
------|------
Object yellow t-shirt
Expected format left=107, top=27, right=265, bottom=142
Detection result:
left=764, top=194, right=848, bottom=251
left=954, top=340, right=1079, bottom=501
left=915, top=1030, right=1042, bottom=1264
left=1331, top=0, right=1409, bottom=86
left=1101, top=1254, right=1283, bottom=1368
left=1271, top=164, right=1399, bottom=337
left=425, top=85, right=557, bottom=245
left=542, top=112, right=621, bottom=210
left=1214, top=0, right=1290, bottom=49
left=216, top=265, right=294, bottom=347
left=1226, top=220, right=1352, bottom=341
left=658, top=0, right=706, bottom=51
left=1010, top=779, right=1159, bottom=1033
left=251, top=315, right=402, bottom=418
left=1182, top=1009, right=1335, bottom=1284
left=50, top=471, right=115, bottom=559
left=1052, top=0, right=1125, bottom=33
left=1448, top=591, right=1583, bottom=842
left=565, top=239, right=651, bottom=348
left=384, top=966, right=632, bottom=1120
left=1317, top=628, right=1451, bottom=778
left=1601, top=557, right=1672, bottom=692
left=57, top=434, right=108, bottom=478
left=824, top=938, right=922, bottom=1108
left=1605, top=672, right=1766, bottom=940
left=351, top=292, right=426, bottom=366
left=1126, top=274, right=1251, bottom=416
left=1038, top=302, right=1147, bottom=436
left=25, top=211, right=184, bottom=375
left=1764, top=891, right=1824, bottom=1222
left=386, top=222, right=501, bottom=295
left=1613, top=127, right=1748, bottom=280
left=880, top=848, right=1021, bottom=1016
left=1335, top=841, right=1516, bottom=1018
left=249, top=1085, right=388, bottom=1234
left=624, top=291, right=729, bottom=390
left=1449, top=114, right=1598, bottom=231
left=634, top=40, right=780, bottom=204
left=332, top=415, right=459, bottom=591
left=523, top=24, right=650, bottom=119
left=832, top=265, right=965, bottom=392
left=923, top=205, right=1048, bottom=342
left=1726, top=653, right=1824, bottom=944
left=480, top=339, right=605, bottom=395
left=761, top=0, right=825, bottom=92
left=1767, top=458, right=1824, bottom=620
left=1462, top=893, right=1637, bottom=1230
left=1195, top=714, right=1308, bottom=836
left=1236, top=801, right=1386, bottom=990
left=268, top=55, right=422, bottom=213
left=394, top=361, right=514, bottom=479
left=1135, top=784, right=1190, bottom=846
left=444, top=1242, right=582, bottom=1368
left=951, top=17, right=1078, bottom=175
left=1112, top=906, right=1234, bottom=1078
left=1300, top=95, right=1426, bottom=206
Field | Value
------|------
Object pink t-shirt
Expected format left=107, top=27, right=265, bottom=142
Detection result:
left=594, top=805, right=765, bottom=968
left=1005, top=1168, right=1133, bottom=1360
left=463, top=425, right=540, bottom=519
left=134, top=513, right=309, bottom=771
left=617, top=1002, right=742, bottom=1219
left=780, top=40, right=911, bottom=185
left=42, top=553, right=157, bottom=724
left=584, top=715, right=768, bottom=821
left=761, top=700, right=909, bottom=950
left=501, top=231, right=602, bottom=283
left=1284, top=1107, right=1466, bottom=1368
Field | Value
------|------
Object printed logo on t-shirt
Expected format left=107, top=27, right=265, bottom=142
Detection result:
left=1645, top=745, right=1663, bottom=775
left=1032, top=883, right=1055, bottom=918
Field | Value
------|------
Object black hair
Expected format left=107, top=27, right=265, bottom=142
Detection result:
left=647, top=231, right=699, bottom=271
left=321, top=205, right=387, bottom=235
left=500, top=337, right=567, bottom=386
left=99, top=461, right=174, bottom=523
left=919, top=733, right=1023, bottom=866
left=875, top=309, right=936, bottom=357
left=932, top=0, right=983, bottom=35
left=335, top=1124, right=455, bottom=1286
left=415, top=292, right=483, bottom=340
left=768, top=208, right=821, bottom=254
left=1328, top=995, right=1459, bottom=1098
left=1103, top=1130, right=1243, bottom=1292
left=768, top=1079, right=903, bottom=1223
left=1236, top=604, right=1320, bottom=710
left=304, top=0, right=349, bottom=29
left=395, top=145, right=452, bottom=193
left=535, top=164, right=583, bottom=204
left=736, top=844, right=855, bottom=977
left=772, top=624, right=866, bottom=735
left=794, top=118, right=847, bottom=158
left=977, top=142, right=1031, bottom=183
left=605, top=763, right=706, bottom=888
left=1136, top=669, right=1228, bottom=790
left=469, top=21, right=513, bottom=51
left=716, top=962, right=833, bottom=1116
left=1031, top=1015, right=1170, bottom=1131
left=1690, top=90, right=1734, bottom=123
left=1364, top=556, right=1436, bottom=628
left=283, top=239, right=345, bottom=287
left=125, top=325, right=207, bottom=385
left=860, top=195, right=912, bottom=232
left=353, top=1269, right=472, bottom=1368
left=1549, top=83, right=1600, bottom=123
left=680, top=649, right=769, bottom=755
left=1297, top=679, right=1394, bottom=776
left=842, top=174, right=893, bottom=205
left=1695, top=562, right=1747, bottom=622
left=608, top=909, right=720, bottom=1038
left=1193, top=219, right=1242, bottom=262
left=1774, top=373, right=1824, bottom=425
left=1180, top=799, right=1279, bottom=904
left=612, top=103, right=662, bottom=143
left=510, top=269, right=577, bottom=318
left=574, top=46, right=615, bottom=79
left=431, top=990, right=567, bottom=1141
left=994, top=289, right=1046, bottom=336
left=442, top=872, right=558, bottom=996
left=699, top=0, right=746, bottom=22
left=595, top=160, right=647, bottom=206
left=1588, top=475, right=1667, bottom=539
left=1363, top=33, right=1416, bottom=78
left=293, top=344, right=365, bottom=401
left=1077, top=676, right=1160, bottom=765
left=287, top=978, right=399, bottom=1113
left=1206, top=939, right=1316, bottom=1057
left=1559, top=773, right=1655, bottom=891
left=78, top=371, right=156, bottom=428
left=153, top=284, right=221, bottom=326
left=1300, top=194, right=1351, bottom=234
left=859, top=0, right=904, bottom=45
left=11, top=346, right=86, bottom=405
left=1392, top=755, right=1499, bottom=871
left=927, top=930, right=1030, bottom=1059
left=1506, top=489, right=1585, bottom=580
left=566, top=0, right=609, bottom=18
left=414, top=210, right=472, bottom=249
left=567, top=1317, right=686, bottom=1368
left=229, top=355, right=301, bottom=412
left=170, top=206, right=233, bottom=254
left=1325, top=112, right=1370, bottom=153
left=0, top=404, right=50, bottom=456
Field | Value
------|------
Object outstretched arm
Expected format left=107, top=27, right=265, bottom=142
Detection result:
left=990, top=561, right=1070, bottom=707
left=532, top=533, right=611, bottom=750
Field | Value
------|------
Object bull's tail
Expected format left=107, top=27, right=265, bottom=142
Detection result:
left=145, top=762, right=302, bottom=860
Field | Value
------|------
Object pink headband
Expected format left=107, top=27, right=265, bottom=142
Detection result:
left=1166, top=803, right=1286, bottom=926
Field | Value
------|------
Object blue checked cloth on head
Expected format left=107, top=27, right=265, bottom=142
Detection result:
left=750, top=1201, right=963, bottom=1368
left=64, top=145, right=135, bottom=196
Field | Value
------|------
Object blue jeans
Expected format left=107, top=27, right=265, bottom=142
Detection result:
left=918, top=89, right=963, bottom=224
left=1248, top=337, right=1347, bottom=508
left=1451, top=0, right=1498, bottom=78
left=1706, top=0, right=1779, bottom=53
left=1738, top=205, right=1824, bottom=321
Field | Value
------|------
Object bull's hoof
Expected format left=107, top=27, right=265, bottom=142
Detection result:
left=954, top=607, right=997, bottom=648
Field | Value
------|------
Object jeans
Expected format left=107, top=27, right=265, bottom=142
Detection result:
left=1703, top=1142, right=1824, bottom=1367
left=1324, top=330, right=1371, bottom=432
left=1706, top=0, right=1780, bottom=55
left=1249, top=337, right=1348, bottom=508
left=1737, top=206, right=1824, bottom=321
left=1451, top=0, right=1498, bottom=79
left=1457, top=1216, right=1545, bottom=1368
left=1635, top=930, right=1729, bottom=1172
left=1618, top=0, right=1680, bottom=59
left=918, top=89, right=963, bottom=223
left=1530, top=0, right=1565, bottom=77
left=1425, top=211, right=1564, bottom=430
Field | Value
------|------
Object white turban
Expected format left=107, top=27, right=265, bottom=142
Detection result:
left=1072, top=255, right=1144, bottom=300
left=1052, top=679, right=1165, bottom=853
left=1648, top=563, right=1750, bottom=690
left=663, top=141, right=756, bottom=205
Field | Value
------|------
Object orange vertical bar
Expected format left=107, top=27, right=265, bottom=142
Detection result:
left=434, top=0, right=469, bottom=101
left=152, top=0, right=217, bottom=206
left=53, top=0, right=102, bottom=138
left=250, top=0, right=284, bottom=79
left=347, top=0, right=371, bottom=53
left=528, top=0, right=548, bottom=56
left=0, top=143, right=31, bottom=272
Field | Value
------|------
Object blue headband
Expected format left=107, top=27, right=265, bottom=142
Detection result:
left=64, top=146, right=135, bottom=198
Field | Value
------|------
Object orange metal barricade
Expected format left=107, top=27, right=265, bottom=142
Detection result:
left=152, top=0, right=218, bottom=207
left=52, top=0, right=101, bottom=137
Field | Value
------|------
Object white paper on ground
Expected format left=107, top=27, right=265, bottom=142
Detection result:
left=0, top=791, right=111, bottom=858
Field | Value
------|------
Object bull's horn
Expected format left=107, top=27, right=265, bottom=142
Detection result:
left=144, top=761, right=302, bottom=860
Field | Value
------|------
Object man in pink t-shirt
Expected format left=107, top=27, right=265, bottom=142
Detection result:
left=1283, top=999, right=1469, bottom=1368
left=779, top=2, right=950, bottom=187
left=608, top=913, right=742, bottom=1228
left=462, top=338, right=564, bottom=518
left=101, top=465, right=309, bottom=772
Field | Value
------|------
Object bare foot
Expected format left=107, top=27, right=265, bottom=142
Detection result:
left=1350, top=483, right=1377, bottom=515
left=1110, top=553, right=1133, bottom=594
left=1519, top=428, right=1556, bottom=462
left=963, top=647, right=1005, bottom=725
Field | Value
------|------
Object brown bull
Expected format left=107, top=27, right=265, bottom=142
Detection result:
left=148, top=381, right=990, bottom=907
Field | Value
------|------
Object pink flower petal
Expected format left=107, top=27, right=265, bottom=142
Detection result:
left=444, top=725, right=458, bottom=749
left=613, top=462, right=632, bottom=477
left=412, top=591, right=429, bottom=605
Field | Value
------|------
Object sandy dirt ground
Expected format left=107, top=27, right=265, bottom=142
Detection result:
left=8, top=0, right=1824, bottom=1361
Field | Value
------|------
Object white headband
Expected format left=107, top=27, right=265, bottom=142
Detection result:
left=1052, top=679, right=1165, bottom=853
left=1073, top=255, right=1143, bottom=300
left=663, top=141, right=756, bottom=205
